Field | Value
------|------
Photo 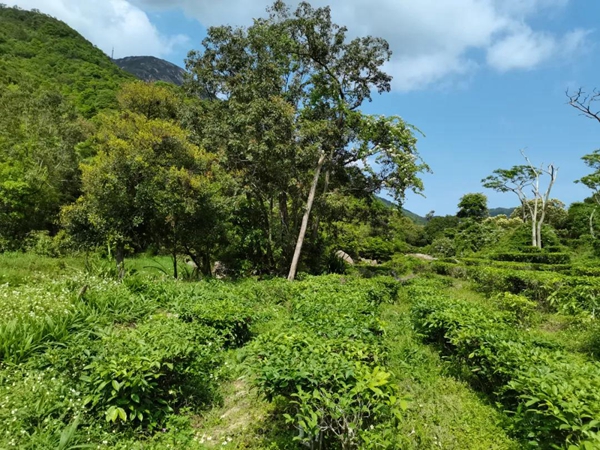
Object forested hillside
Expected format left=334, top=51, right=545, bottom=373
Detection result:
left=0, top=5, right=132, bottom=116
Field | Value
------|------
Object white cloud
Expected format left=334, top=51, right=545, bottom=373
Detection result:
left=11, top=0, right=590, bottom=90
left=11, top=0, right=189, bottom=59
left=487, top=26, right=589, bottom=72
left=133, top=0, right=589, bottom=91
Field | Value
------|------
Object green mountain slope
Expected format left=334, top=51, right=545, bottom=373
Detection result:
left=0, top=5, right=133, bottom=117
left=489, top=207, right=516, bottom=217
left=375, top=196, right=427, bottom=225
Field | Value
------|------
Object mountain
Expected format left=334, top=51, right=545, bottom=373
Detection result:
left=0, top=5, right=133, bottom=117
left=375, top=196, right=427, bottom=225
left=113, top=56, right=186, bottom=86
left=489, top=207, right=516, bottom=217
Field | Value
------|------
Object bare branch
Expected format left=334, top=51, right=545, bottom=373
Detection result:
left=567, top=88, right=600, bottom=124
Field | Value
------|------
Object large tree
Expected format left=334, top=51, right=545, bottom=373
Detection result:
left=63, top=82, right=228, bottom=278
left=482, top=152, right=558, bottom=249
left=457, top=193, right=488, bottom=222
left=0, top=86, right=85, bottom=249
left=186, top=1, right=428, bottom=280
left=574, top=150, right=600, bottom=238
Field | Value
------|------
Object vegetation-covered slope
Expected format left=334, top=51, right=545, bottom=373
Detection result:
left=0, top=5, right=133, bottom=116
left=375, top=195, right=427, bottom=225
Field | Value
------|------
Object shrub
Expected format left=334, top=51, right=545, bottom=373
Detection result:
left=245, top=332, right=404, bottom=448
left=81, top=315, right=221, bottom=429
left=409, top=280, right=600, bottom=448
left=492, top=251, right=570, bottom=265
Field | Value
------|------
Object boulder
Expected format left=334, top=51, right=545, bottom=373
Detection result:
left=334, top=250, right=354, bottom=265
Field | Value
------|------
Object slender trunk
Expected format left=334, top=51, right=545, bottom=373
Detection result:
left=537, top=199, right=546, bottom=249
left=591, top=208, right=597, bottom=238
left=288, top=152, right=327, bottom=281
left=268, top=196, right=275, bottom=269
left=312, top=163, right=332, bottom=241
left=172, top=251, right=178, bottom=279
left=201, top=253, right=211, bottom=277
left=115, top=244, right=125, bottom=281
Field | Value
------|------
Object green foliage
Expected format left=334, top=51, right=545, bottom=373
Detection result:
left=82, top=315, right=221, bottom=429
left=410, top=279, right=600, bottom=448
left=510, top=199, right=568, bottom=229
left=492, top=251, right=571, bottom=265
left=457, top=193, right=489, bottom=221
left=244, top=275, right=405, bottom=448
left=0, top=5, right=132, bottom=116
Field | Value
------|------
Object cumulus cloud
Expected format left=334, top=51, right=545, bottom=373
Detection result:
left=11, top=0, right=189, bottom=59
left=487, top=27, right=589, bottom=72
left=133, top=0, right=590, bottom=91
left=11, top=0, right=590, bottom=90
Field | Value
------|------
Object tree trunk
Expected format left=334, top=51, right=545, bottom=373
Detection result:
left=115, top=244, right=125, bottom=281
left=288, top=152, right=327, bottom=281
left=591, top=208, right=597, bottom=238
left=172, top=251, right=178, bottom=279
left=202, top=253, right=211, bottom=277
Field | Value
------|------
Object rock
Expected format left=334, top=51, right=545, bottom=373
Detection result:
left=359, top=257, right=378, bottom=266
left=213, top=261, right=227, bottom=279
left=405, top=253, right=437, bottom=261
left=185, top=258, right=198, bottom=269
left=334, top=250, right=354, bottom=265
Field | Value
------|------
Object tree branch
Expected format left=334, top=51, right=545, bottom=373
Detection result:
left=567, top=88, right=600, bottom=124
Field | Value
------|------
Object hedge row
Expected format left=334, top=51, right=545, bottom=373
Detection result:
left=244, top=275, right=406, bottom=448
left=432, top=262, right=600, bottom=315
left=491, top=251, right=571, bottom=265
left=409, top=280, right=600, bottom=448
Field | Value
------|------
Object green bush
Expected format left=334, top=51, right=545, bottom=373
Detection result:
left=245, top=332, right=404, bottom=448
left=492, top=251, right=571, bottom=265
left=81, top=315, right=221, bottom=429
left=409, top=280, right=600, bottom=448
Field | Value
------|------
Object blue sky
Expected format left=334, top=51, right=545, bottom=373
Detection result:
left=11, top=0, right=600, bottom=216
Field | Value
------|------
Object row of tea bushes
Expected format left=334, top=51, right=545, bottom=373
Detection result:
left=432, top=262, right=600, bottom=316
left=0, top=275, right=280, bottom=448
left=244, top=275, right=407, bottom=449
left=409, top=279, right=600, bottom=449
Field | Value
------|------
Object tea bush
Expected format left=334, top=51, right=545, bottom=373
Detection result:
left=81, top=314, right=222, bottom=429
left=410, top=280, right=600, bottom=448
left=244, top=275, right=406, bottom=448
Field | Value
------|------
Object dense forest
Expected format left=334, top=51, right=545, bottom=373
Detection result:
left=1, top=2, right=600, bottom=449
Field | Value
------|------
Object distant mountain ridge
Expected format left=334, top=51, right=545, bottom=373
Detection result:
left=113, top=56, right=186, bottom=86
left=489, top=207, right=516, bottom=217
left=375, top=196, right=427, bottom=225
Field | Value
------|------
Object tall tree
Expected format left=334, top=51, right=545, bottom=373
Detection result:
left=482, top=151, right=558, bottom=249
left=63, top=82, right=227, bottom=278
left=575, top=150, right=600, bottom=238
left=186, top=1, right=428, bottom=280
left=457, top=193, right=488, bottom=222
left=0, top=86, right=85, bottom=249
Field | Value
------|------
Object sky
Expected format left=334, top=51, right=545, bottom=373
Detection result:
left=9, top=0, right=600, bottom=216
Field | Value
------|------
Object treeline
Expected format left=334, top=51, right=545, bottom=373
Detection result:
left=2, top=2, right=599, bottom=278
left=0, top=2, right=429, bottom=279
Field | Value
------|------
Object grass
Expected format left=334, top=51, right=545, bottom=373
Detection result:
left=4, top=252, right=593, bottom=448
left=380, top=293, right=519, bottom=449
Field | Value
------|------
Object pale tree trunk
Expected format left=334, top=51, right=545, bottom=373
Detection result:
left=172, top=251, right=178, bottom=279
left=288, top=152, right=327, bottom=281
left=591, top=208, right=597, bottom=238
left=534, top=164, right=557, bottom=249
